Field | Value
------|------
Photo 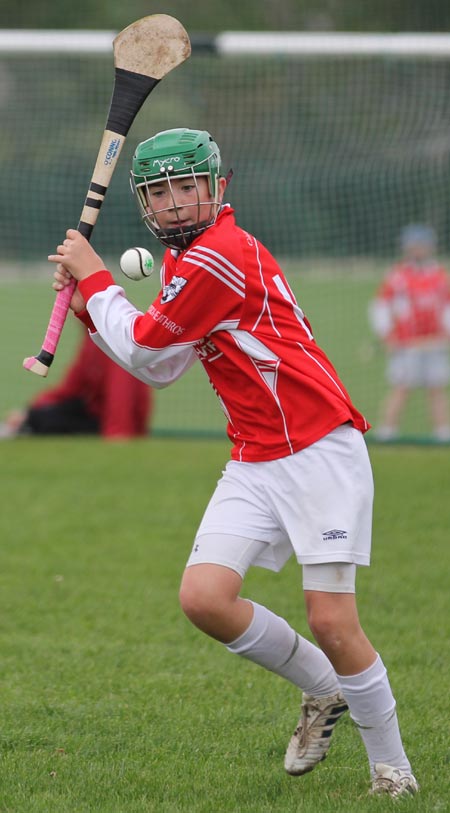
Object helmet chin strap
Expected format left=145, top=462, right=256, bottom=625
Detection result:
left=155, top=220, right=213, bottom=250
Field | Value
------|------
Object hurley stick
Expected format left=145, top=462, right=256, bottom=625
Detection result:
left=23, top=14, right=191, bottom=376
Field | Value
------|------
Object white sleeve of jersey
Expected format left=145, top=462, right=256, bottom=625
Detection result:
left=368, top=299, right=392, bottom=338
left=86, top=284, right=197, bottom=381
left=86, top=284, right=197, bottom=388
left=442, top=304, right=450, bottom=336
left=89, top=330, right=196, bottom=389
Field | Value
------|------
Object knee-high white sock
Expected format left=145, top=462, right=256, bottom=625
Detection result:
left=226, top=601, right=339, bottom=696
left=337, top=654, right=411, bottom=775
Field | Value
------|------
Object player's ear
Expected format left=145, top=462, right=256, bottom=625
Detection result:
left=217, top=176, right=228, bottom=201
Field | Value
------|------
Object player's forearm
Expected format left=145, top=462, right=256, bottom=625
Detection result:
left=90, top=331, right=196, bottom=388
left=77, top=274, right=191, bottom=365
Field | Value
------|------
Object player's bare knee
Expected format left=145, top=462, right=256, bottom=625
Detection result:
left=308, top=614, right=333, bottom=643
left=306, top=607, right=344, bottom=652
left=179, top=572, right=223, bottom=627
left=307, top=606, right=364, bottom=662
left=180, top=562, right=241, bottom=624
left=179, top=580, right=204, bottom=621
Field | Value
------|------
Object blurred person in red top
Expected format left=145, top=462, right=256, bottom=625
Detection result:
left=1, top=329, right=152, bottom=439
left=369, top=224, right=450, bottom=441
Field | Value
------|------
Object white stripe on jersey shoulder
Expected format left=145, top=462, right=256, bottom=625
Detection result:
left=183, top=247, right=245, bottom=298
left=188, top=246, right=245, bottom=280
left=183, top=256, right=245, bottom=297
left=227, top=329, right=279, bottom=362
left=210, top=319, right=240, bottom=332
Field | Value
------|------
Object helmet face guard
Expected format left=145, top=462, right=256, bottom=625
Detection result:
left=130, top=128, right=222, bottom=250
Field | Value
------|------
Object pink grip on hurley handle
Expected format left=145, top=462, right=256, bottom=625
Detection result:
left=43, top=280, right=77, bottom=354
left=23, top=210, right=94, bottom=377
left=23, top=216, right=94, bottom=377
left=22, top=214, right=91, bottom=378
left=22, top=280, right=76, bottom=377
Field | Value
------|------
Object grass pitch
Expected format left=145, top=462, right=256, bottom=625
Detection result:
left=0, top=437, right=448, bottom=812
left=2, top=267, right=448, bottom=440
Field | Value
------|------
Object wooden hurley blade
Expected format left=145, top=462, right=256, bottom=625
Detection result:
left=113, top=14, right=191, bottom=79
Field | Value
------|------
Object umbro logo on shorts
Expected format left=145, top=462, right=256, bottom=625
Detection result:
left=322, top=529, right=348, bottom=541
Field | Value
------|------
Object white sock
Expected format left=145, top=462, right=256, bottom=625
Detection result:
left=226, top=601, right=340, bottom=696
left=337, top=654, right=411, bottom=775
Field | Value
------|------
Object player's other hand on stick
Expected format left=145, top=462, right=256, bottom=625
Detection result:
left=49, top=229, right=105, bottom=283
left=51, top=264, right=86, bottom=314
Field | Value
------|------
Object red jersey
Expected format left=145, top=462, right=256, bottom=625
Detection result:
left=78, top=206, right=368, bottom=461
left=373, top=261, right=450, bottom=345
left=33, top=331, right=152, bottom=438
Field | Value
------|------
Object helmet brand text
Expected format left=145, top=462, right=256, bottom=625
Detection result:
left=153, top=157, right=181, bottom=167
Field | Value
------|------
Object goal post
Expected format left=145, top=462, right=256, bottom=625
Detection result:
left=1, top=30, right=450, bottom=442
left=217, top=31, right=450, bottom=56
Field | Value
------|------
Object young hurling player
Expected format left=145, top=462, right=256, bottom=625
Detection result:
left=49, top=128, right=419, bottom=799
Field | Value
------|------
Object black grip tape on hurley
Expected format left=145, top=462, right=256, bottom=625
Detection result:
left=107, top=68, right=160, bottom=137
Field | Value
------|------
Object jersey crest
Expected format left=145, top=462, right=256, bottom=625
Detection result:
left=161, top=276, right=188, bottom=304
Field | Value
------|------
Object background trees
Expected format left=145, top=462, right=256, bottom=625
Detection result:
left=1, top=0, right=450, bottom=33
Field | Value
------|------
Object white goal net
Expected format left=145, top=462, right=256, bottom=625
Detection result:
left=1, top=31, right=450, bottom=441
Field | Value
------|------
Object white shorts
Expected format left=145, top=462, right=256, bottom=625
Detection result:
left=187, top=424, right=374, bottom=574
left=387, top=346, right=450, bottom=388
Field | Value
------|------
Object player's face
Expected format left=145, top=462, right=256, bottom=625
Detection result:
left=144, top=176, right=216, bottom=231
left=405, top=240, right=433, bottom=264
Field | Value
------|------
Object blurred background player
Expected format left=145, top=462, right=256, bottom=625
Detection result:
left=0, top=327, right=152, bottom=440
left=369, top=224, right=450, bottom=441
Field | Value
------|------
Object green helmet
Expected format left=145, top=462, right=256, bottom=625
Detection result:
left=132, top=128, right=221, bottom=194
left=130, top=128, right=223, bottom=249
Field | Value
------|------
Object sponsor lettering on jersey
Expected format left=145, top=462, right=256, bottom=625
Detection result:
left=148, top=304, right=185, bottom=336
left=194, top=337, right=219, bottom=360
left=161, top=276, right=188, bottom=303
